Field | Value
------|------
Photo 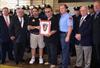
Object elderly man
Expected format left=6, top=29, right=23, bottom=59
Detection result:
left=10, top=6, right=29, bottom=64
left=75, top=6, right=93, bottom=68
left=92, top=1, right=100, bottom=68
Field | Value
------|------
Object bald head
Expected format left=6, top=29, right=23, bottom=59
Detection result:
left=80, top=6, right=88, bottom=16
left=94, top=1, right=100, bottom=12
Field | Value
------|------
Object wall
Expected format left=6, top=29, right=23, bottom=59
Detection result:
left=0, top=0, right=93, bottom=11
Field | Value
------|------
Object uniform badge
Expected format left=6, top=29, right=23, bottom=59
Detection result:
left=69, top=16, right=73, bottom=23
left=69, top=17, right=73, bottom=20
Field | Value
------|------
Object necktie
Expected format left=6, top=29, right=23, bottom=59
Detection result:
left=79, top=17, right=84, bottom=27
left=20, top=17, right=24, bottom=28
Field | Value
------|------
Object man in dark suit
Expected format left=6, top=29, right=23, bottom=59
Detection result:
left=70, top=7, right=81, bottom=57
left=92, top=1, right=100, bottom=68
left=10, top=7, right=28, bottom=64
left=0, top=7, right=14, bottom=64
left=75, top=6, right=93, bottom=68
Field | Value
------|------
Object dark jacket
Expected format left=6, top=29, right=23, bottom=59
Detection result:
left=79, top=14, right=93, bottom=46
left=72, top=15, right=81, bottom=45
left=9, top=15, right=28, bottom=43
left=0, top=15, right=12, bottom=43
left=92, top=12, right=100, bottom=45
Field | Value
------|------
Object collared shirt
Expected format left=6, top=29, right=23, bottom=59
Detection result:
left=59, top=13, right=73, bottom=32
left=95, top=11, right=100, bottom=19
left=3, top=15, right=10, bottom=26
left=79, top=15, right=87, bottom=27
left=28, top=16, right=40, bottom=34
left=81, top=15, right=87, bottom=21
left=18, top=17, right=24, bottom=28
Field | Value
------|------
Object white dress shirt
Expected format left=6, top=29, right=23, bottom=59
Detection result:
left=79, top=15, right=87, bottom=27
left=3, top=15, right=10, bottom=26
left=18, top=17, right=24, bottom=28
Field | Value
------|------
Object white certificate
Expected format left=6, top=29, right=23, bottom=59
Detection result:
left=40, top=20, right=51, bottom=35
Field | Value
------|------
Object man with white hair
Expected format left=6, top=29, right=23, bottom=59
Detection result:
left=75, top=6, right=93, bottom=68
left=10, top=6, right=29, bottom=64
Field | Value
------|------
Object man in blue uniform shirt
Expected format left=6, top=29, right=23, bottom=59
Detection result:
left=59, top=4, right=73, bottom=68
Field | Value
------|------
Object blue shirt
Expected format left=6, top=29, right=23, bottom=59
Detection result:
left=59, top=13, right=73, bottom=32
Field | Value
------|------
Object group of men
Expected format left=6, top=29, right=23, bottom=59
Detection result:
left=0, top=1, right=100, bottom=68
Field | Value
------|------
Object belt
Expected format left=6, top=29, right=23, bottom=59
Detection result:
left=31, top=32, right=39, bottom=35
left=60, top=31, right=67, bottom=34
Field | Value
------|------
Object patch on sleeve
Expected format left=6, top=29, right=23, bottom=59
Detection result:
left=69, top=16, right=73, bottom=20
left=68, top=16, right=73, bottom=25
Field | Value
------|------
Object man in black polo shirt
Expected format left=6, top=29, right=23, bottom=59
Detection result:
left=28, top=7, right=45, bottom=64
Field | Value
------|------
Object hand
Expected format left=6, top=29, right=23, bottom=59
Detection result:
left=65, top=36, right=70, bottom=42
left=27, top=25, right=33, bottom=30
left=10, top=36, right=15, bottom=40
left=75, top=34, right=81, bottom=41
left=35, top=26, right=40, bottom=29
left=44, top=33, right=52, bottom=37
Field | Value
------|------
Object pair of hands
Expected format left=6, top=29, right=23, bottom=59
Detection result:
left=75, top=34, right=81, bottom=41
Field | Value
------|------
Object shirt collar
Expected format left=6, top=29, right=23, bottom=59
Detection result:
left=81, top=15, right=87, bottom=20
left=3, top=15, right=9, bottom=18
left=61, top=12, right=68, bottom=17
left=96, top=11, right=100, bottom=15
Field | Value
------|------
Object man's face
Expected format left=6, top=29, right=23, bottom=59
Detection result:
left=16, top=8, right=24, bottom=17
left=88, top=8, right=94, bottom=14
left=59, top=5, right=66, bottom=14
left=2, top=8, right=9, bottom=16
left=74, top=10, right=80, bottom=15
left=33, top=9, right=39, bottom=17
left=94, top=2, right=100, bottom=12
left=45, top=8, right=52, bottom=18
left=80, top=7, right=88, bottom=16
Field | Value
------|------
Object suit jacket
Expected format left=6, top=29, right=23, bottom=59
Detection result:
left=0, top=15, right=12, bottom=43
left=79, top=14, right=93, bottom=46
left=73, top=15, right=81, bottom=34
left=72, top=15, right=81, bottom=45
left=92, top=12, right=100, bottom=45
left=10, top=15, right=29, bottom=43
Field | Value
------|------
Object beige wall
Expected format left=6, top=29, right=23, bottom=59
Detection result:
left=0, top=0, right=30, bottom=9
left=53, top=1, right=93, bottom=13
left=31, top=0, right=93, bottom=12
left=0, top=0, right=93, bottom=11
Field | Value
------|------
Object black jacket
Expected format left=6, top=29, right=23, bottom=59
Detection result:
left=92, top=12, right=100, bottom=45
left=9, top=15, right=29, bottom=43
left=79, top=14, right=93, bottom=46
left=0, top=15, right=13, bottom=43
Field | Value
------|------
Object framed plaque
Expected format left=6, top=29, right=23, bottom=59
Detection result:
left=40, top=20, right=51, bottom=35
